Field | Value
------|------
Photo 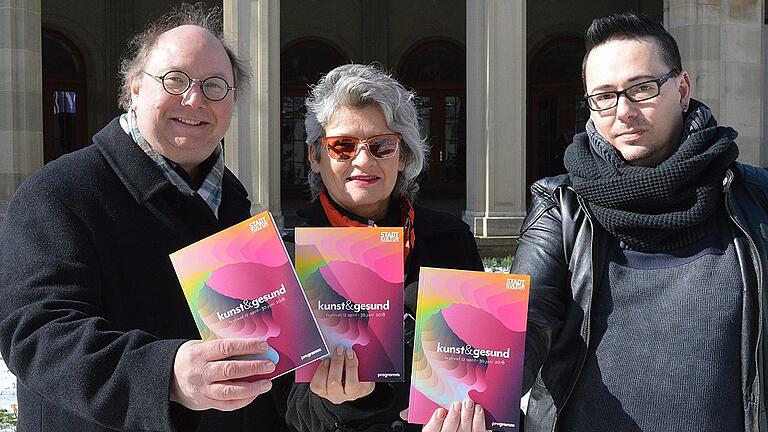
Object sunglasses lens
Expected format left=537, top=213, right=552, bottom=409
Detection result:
left=368, top=136, right=399, bottom=158
left=326, top=138, right=357, bottom=159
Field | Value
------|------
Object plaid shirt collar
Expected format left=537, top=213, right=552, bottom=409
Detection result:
left=119, top=110, right=224, bottom=218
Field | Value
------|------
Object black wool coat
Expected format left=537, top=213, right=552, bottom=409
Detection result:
left=0, top=118, right=284, bottom=431
left=275, top=199, right=484, bottom=432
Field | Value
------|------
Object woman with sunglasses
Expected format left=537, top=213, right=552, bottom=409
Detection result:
left=276, top=64, right=486, bottom=432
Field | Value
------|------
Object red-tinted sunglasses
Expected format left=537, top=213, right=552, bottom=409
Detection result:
left=320, top=133, right=402, bottom=160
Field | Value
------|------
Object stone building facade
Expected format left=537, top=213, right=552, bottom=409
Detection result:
left=1, top=0, right=765, bottom=255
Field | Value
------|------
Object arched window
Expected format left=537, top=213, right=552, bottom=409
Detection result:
left=527, top=36, right=587, bottom=188
left=399, top=40, right=466, bottom=199
left=400, top=42, right=465, bottom=83
left=42, top=29, right=88, bottom=163
left=280, top=39, right=347, bottom=202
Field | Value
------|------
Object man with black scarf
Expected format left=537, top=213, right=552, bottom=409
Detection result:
left=512, top=13, right=768, bottom=432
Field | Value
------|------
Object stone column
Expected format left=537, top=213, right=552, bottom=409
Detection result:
left=103, top=1, right=134, bottom=127
left=0, top=0, right=43, bottom=221
left=223, top=0, right=282, bottom=226
left=666, top=0, right=764, bottom=166
left=464, top=0, right=526, bottom=256
left=360, top=0, right=389, bottom=65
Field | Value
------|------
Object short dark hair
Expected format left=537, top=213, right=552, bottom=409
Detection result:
left=582, top=13, right=682, bottom=88
left=118, top=2, right=250, bottom=111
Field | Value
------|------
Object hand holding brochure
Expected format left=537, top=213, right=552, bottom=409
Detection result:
left=169, top=211, right=328, bottom=380
left=408, top=267, right=530, bottom=431
left=294, top=227, right=404, bottom=382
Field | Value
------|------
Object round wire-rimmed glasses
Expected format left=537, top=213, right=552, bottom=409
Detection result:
left=142, top=70, right=235, bottom=101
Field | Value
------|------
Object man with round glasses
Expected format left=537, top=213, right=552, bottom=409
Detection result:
left=0, top=4, right=285, bottom=432
left=512, top=13, right=768, bottom=432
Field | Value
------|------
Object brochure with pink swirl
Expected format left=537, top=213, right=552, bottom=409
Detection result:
left=169, top=211, right=328, bottom=380
left=294, top=227, right=404, bottom=382
left=408, top=267, right=530, bottom=431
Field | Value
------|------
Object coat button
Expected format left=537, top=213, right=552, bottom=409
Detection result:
left=391, top=420, right=405, bottom=432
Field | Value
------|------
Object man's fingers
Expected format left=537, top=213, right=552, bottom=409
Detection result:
left=200, top=338, right=270, bottom=361
left=309, top=357, right=331, bottom=397
left=471, top=404, right=487, bottom=432
left=203, top=379, right=272, bottom=401
left=202, top=359, right=275, bottom=381
left=172, top=339, right=274, bottom=411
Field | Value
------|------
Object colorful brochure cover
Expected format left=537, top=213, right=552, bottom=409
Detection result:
left=294, top=227, right=404, bottom=382
left=169, top=211, right=328, bottom=380
left=408, top=267, right=530, bottom=432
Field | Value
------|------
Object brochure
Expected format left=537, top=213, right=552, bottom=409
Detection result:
left=408, top=267, right=530, bottom=431
left=294, top=227, right=404, bottom=382
left=169, top=211, right=328, bottom=380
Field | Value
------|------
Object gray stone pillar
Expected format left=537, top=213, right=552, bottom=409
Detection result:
left=103, top=1, right=134, bottom=126
left=666, top=0, right=764, bottom=166
left=0, top=0, right=43, bottom=221
left=464, top=0, right=526, bottom=255
left=361, top=0, right=389, bottom=65
left=223, top=0, right=282, bottom=225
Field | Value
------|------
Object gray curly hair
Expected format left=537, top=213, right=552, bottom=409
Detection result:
left=305, top=64, right=429, bottom=201
left=117, top=2, right=250, bottom=111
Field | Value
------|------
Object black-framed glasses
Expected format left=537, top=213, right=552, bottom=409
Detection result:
left=585, top=69, right=679, bottom=111
left=142, top=70, right=235, bottom=101
left=320, top=133, right=402, bottom=160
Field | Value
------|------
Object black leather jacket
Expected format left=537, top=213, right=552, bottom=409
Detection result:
left=512, top=163, right=768, bottom=432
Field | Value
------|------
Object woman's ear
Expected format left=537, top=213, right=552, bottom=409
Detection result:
left=308, top=145, right=321, bottom=173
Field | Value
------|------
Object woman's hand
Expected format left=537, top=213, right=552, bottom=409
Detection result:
left=309, top=345, right=375, bottom=404
left=400, top=399, right=489, bottom=432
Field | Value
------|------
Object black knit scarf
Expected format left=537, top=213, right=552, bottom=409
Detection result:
left=563, top=99, right=739, bottom=252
